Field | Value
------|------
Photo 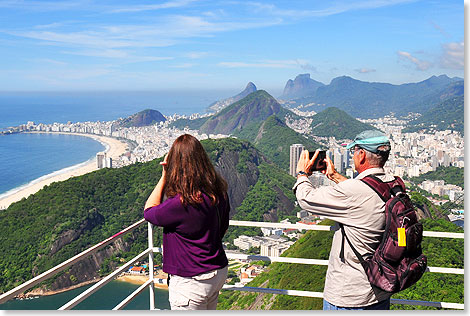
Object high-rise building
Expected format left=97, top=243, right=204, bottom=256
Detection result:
left=334, top=148, right=343, bottom=174
left=97, top=153, right=112, bottom=169
left=97, top=153, right=105, bottom=169
left=290, top=144, right=305, bottom=177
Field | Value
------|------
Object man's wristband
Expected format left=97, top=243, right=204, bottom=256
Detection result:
left=296, top=171, right=308, bottom=177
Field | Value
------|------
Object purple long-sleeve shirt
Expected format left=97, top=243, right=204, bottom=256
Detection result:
left=144, top=193, right=229, bottom=277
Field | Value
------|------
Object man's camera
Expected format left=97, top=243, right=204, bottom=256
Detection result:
left=309, top=150, right=327, bottom=172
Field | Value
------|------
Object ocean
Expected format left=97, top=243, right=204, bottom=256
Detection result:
left=0, top=90, right=235, bottom=197
left=0, top=280, right=170, bottom=310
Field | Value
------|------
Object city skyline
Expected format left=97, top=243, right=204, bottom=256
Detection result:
left=0, top=0, right=464, bottom=92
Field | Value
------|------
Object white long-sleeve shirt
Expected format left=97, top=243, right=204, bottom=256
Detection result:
left=293, top=167, right=394, bottom=307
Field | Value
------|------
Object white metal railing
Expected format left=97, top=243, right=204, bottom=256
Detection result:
left=0, top=219, right=464, bottom=310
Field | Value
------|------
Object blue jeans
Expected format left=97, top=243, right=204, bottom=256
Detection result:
left=323, top=298, right=390, bottom=310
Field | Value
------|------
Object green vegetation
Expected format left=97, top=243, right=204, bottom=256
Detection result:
left=0, top=157, right=165, bottom=292
left=409, top=166, right=464, bottom=189
left=404, top=95, right=464, bottom=135
left=223, top=161, right=302, bottom=245
left=169, top=116, right=209, bottom=130
left=310, top=107, right=378, bottom=140
left=234, top=115, right=321, bottom=172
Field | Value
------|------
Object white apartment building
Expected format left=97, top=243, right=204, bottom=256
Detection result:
left=290, top=144, right=305, bottom=177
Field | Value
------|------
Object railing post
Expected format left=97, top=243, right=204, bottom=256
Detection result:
left=147, top=222, right=155, bottom=310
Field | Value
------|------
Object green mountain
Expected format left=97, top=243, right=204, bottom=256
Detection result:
left=169, top=116, right=209, bottom=130
left=218, top=192, right=464, bottom=310
left=0, top=138, right=299, bottom=294
left=234, top=115, right=321, bottom=172
left=403, top=95, right=464, bottom=135
left=199, top=90, right=292, bottom=135
left=310, top=107, right=378, bottom=140
left=117, top=109, right=166, bottom=128
left=287, top=75, right=463, bottom=118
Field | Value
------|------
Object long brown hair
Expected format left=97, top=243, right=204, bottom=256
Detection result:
left=164, top=134, right=228, bottom=206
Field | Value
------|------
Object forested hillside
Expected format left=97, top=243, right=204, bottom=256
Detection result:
left=0, top=137, right=299, bottom=294
left=310, top=107, right=378, bottom=140
left=234, top=115, right=321, bottom=172
left=404, top=95, right=464, bottom=135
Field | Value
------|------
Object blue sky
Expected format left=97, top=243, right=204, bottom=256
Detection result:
left=0, top=0, right=464, bottom=93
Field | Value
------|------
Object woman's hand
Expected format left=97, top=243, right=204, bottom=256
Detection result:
left=160, top=154, right=168, bottom=179
left=144, top=154, right=168, bottom=210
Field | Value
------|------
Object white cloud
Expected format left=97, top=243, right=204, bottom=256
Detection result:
left=184, top=51, right=209, bottom=59
left=355, top=68, right=376, bottom=73
left=62, top=49, right=173, bottom=63
left=440, top=41, right=464, bottom=70
left=246, top=0, right=417, bottom=18
left=218, top=59, right=317, bottom=71
left=170, top=63, right=195, bottom=68
left=109, top=0, right=198, bottom=13
left=397, top=51, right=431, bottom=71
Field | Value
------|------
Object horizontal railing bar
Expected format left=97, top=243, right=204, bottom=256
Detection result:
left=230, top=220, right=464, bottom=239
left=426, top=267, right=464, bottom=274
left=222, top=286, right=464, bottom=310
left=390, top=298, right=464, bottom=310
left=422, top=231, right=464, bottom=239
left=226, top=253, right=329, bottom=266
left=113, top=279, right=153, bottom=310
left=226, top=253, right=463, bottom=275
left=229, top=220, right=334, bottom=231
left=0, top=218, right=147, bottom=305
left=59, top=248, right=150, bottom=310
left=222, top=285, right=323, bottom=298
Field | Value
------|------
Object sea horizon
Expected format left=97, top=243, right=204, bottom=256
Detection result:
left=0, top=90, right=238, bottom=202
left=0, top=89, right=244, bottom=130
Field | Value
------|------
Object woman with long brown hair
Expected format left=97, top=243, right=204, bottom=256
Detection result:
left=144, top=134, right=230, bottom=310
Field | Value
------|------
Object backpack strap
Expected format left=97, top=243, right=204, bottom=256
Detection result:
left=339, top=223, right=367, bottom=270
left=339, top=175, right=405, bottom=264
left=359, top=175, right=391, bottom=202
left=360, top=175, right=406, bottom=202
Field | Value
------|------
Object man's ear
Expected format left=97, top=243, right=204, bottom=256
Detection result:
left=359, top=149, right=367, bottom=164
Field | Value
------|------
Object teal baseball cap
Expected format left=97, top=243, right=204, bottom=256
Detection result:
left=346, top=130, right=391, bottom=153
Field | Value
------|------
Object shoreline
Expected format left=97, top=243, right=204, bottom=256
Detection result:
left=19, top=274, right=168, bottom=299
left=0, top=132, right=129, bottom=209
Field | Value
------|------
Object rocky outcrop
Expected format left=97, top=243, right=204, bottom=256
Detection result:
left=47, top=236, right=132, bottom=291
left=207, top=82, right=257, bottom=113
left=281, top=74, right=324, bottom=100
left=50, top=209, right=104, bottom=255
left=212, top=141, right=266, bottom=216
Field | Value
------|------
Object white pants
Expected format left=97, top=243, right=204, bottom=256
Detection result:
left=168, top=265, right=228, bottom=310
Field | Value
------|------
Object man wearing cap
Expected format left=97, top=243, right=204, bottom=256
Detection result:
left=293, top=130, right=394, bottom=310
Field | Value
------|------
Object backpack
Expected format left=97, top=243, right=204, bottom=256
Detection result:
left=339, top=175, right=427, bottom=293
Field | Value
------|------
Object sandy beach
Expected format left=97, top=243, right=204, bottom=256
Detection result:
left=116, top=272, right=169, bottom=289
left=0, top=132, right=129, bottom=209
